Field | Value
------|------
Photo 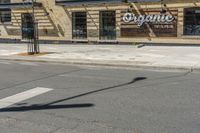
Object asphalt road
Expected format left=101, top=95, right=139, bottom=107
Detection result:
left=0, top=61, right=199, bottom=133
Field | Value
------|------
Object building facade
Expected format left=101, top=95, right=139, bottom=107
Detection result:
left=0, top=0, right=200, bottom=44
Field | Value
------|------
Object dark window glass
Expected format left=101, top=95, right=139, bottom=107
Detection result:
left=72, top=12, right=87, bottom=39
left=0, top=9, right=11, bottom=23
left=21, top=13, right=34, bottom=39
left=0, top=0, right=10, bottom=4
left=99, top=11, right=116, bottom=40
left=0, top=0, right=11, bottom=23
left=184, top=8, right=200, bottom=35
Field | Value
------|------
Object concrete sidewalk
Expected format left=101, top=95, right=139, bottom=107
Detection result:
left=0, top=44, right=200, bottom=70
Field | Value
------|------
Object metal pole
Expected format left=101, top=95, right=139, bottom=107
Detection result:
left=32, top=0, right=36, bottom=54
left=32, top=0, right=39, bottom=54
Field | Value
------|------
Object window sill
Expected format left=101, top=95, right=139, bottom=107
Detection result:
left=181, top=35, right=200, bottom=39
left=72, top=39, right=89, bottom=42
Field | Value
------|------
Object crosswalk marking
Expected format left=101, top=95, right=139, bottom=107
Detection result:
left=0, top=87, right=53, bottom=109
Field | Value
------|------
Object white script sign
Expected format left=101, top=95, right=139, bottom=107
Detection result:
left=123, top=13, right=174, bottom=26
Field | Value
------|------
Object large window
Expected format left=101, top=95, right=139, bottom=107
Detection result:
left=99, top=11, right=116, bottom=40
left=0, top=0, right=11, bottom=23
left=0, top=0, right=9, bottom=4
left=0, top=9, right=11, bottom=23
left=21, top=13, right=34, bottom=39
left=72, top=12, right=87, bottom=39
left=184, top=8, right=200, bottom=35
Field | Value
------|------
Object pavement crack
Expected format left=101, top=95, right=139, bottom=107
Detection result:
left=147, top=70, right=193, bottom=81
left=0, top=115, right=61, bottom=133
left=49, top=127, right=63, bottom=133
left=29, top=111, right=138, bottom=133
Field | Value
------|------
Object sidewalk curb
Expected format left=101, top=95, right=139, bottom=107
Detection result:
left=0, top=56, right=197, bottom=71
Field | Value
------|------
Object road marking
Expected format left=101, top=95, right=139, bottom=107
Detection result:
left=0, top=87, right=53, bottom=109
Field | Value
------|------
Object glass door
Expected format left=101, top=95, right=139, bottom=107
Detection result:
left=99, top=11, right=116, bottom=40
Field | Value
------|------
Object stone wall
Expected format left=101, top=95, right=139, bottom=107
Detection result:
left=0, top=0, right=200, bottom=44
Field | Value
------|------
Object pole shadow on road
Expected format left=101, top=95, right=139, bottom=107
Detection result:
left=0, top=103, right=94, bottom=112
left=0, top=77, right=147, bottom=112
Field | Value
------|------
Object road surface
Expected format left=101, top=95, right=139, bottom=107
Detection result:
left=0, top=61, right=199, bottom=133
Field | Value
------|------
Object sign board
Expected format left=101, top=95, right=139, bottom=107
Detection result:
left=123, top=13, right=174, bottom=26
left=120, top=9, right=178, bottom=37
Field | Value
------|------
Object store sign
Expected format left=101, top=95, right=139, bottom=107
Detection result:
left=123, top=12, right=174, bottom=26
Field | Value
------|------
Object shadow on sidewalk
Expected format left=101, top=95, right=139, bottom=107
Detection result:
left=0, top=77, right=147, bottom=112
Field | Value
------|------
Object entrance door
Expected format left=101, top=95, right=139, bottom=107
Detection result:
left=99, top=11, right=116, bottom=40
left=21, top=13, right=34, bottom=40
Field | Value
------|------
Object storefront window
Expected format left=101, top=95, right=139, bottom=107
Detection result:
left=21, top=13, right=34, bottom=39
left=0, top=0, right=11, bottom=23
left=0, top=9, right=11, bottom=23
left=72, top=12, right=87, bottom=39
left=0, top=0, right=9, bottom=4
left=184, top=8, right=200, bottom=35
left=99, top=11, right=116, bottom=40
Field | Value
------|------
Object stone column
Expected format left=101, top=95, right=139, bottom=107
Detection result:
left=177, top=8, right=184, bottom=38
left=116, top=10, right=121, bottom=39
left=87, top=10, right=99, bottom=41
